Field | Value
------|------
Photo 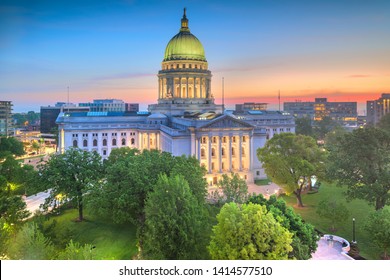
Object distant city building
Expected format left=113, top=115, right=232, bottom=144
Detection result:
left=235, top=102, right=268, bottom=113
left=366, top=93, right=390, bottom=126
left=284, top=98, right=357, bottom=126
left=40, top=103, right=89, bottom=134
left=57, top=10, right=295, bottom=183
left=79, top=99, right=126, bottom=112
left=125, top=103, right=139, bottom=112
left=0, top=101, right=13, bottom=136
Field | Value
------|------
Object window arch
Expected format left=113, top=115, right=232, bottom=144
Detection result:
left=112, top=138, right=117, bottom=146
left=211, top=148, right=216, bottom=157
left=201, top=148, right=205, bottom=158
left=131, top=138, right=135, bottom=145
left=121, top=138, right=126, bottom=146
left=93, top=139, right=97, bottom=147
left=73, top=140, right=78, bottom=147
left=83, top=139, right=87, bottom=147
left=103, top=139, right=107, bottom=146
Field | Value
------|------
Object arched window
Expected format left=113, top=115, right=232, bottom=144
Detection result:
left=103, top=139, right=107, bottom=146
left=112, top=138, right=117, bottom=146
left=201, top=148, right=205, bottom=158
left=232, top=136, right=236, bottom=143
left=121, top=138, right=126, bottom=146
left=73, top=140, right=78, bottom=147
left=83, top=139, right=87, bottom=147
left=211, top=148, right=215, bottom=157
left=131, top=138, right=135, bottom=145
left=93, top=139, right=97, bottom=147
left=222, top=137, right=226, bottom=143
left=212, top=137, right=217, bottom=143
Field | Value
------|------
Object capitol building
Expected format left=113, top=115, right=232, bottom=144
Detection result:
left=57, top=10, right=295, bottom=184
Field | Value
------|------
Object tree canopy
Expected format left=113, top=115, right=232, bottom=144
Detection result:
left=212, top=172, right=249, bottom=204
left=0, top=137, right=25, bottom=158
left=248, top=194, right=318, bottom=259
left=364, top=208, right=390, bottom=259
left=38, top=148, right=104, bottom=221
left=257, top=133, right=325, bottom=207
left=208, top=202, right=293, bottom=260
left=327, top=127, right=390, bottom=210
left=316, top=199, right=349, bottom=233
left=143, top=174, right=209, bottom=259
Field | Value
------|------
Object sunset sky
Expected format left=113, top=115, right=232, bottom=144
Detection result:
left=1, top=0, right=389, bottom=114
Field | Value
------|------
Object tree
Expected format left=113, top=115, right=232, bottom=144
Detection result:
left=295, top=116, right=313, bottom=136
left=316, top=199, right=349, bottom=233
left=7, top=222, right=55, bottom=260
left=327, top=127, right=390, bottom=210
left=378, top=113, right=390, bottom=132
left=170, top=155, right=208, bottom=203
left=31, top=141, right=40, bottom=154
left=213, top=173, right=249, bottom=204
left=313, top=116, right=340, bottom=140
left=39, top=148, right=104, bottom=221
left=57, top=240, right=96, bottom=260
left=0, top=175, right=30, bottom=224
left=143, top=174, right=209, bottom=259
left=257, top=133, right=325, bottom=207
left=208, top=202, right=293, bottom=260
left=248, top=194, right=318, bottom=260
left=87, top=148, right=209, bottom=250
left=364, top=208, right=390, bottom=259
left=0, top=137, right=25, bottom=158
left=87, top=148, right=174, bottom=248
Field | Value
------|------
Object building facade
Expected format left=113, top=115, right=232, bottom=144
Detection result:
left=284, top=98, right=357, bottom=126
left=367, top=93, right=390, bottom=126
left=41, top=103, right=90, bottom=134
left=0, top=101, right=13, bottom=136
left=57, top=10, right=295, bottom=184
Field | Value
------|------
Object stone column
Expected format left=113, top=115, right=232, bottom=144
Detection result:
left=208, top=135, right=212, bottom=173
left=190, top=130, right=195, bottom=156
left=179, top=77, right=182, bottom=98
left=228, top=135, right=232, bottom=171
left=249, top=134, right=253, bottom=171
left=239, top=134, right=242, bottom=171
left=197, top=137, right=201, bottom=161
left=218, top=135, right=222, bottom=172
left=186, top=77, right=189, bottom=98
left=200, top=78, right=203, bottom=98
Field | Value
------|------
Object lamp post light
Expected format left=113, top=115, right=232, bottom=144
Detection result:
left=352, top=218, right=357, bottom=244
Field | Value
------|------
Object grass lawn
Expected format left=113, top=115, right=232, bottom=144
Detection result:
left=41, top=208, right=138, bottom=260
left=280, top=182, right=386, bottom=260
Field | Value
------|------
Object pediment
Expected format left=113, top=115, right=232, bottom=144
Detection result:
left=200, top=115, right=253, bottom=129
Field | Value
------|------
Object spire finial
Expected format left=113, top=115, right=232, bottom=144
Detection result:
left=180, top=8, right=189, bottom=31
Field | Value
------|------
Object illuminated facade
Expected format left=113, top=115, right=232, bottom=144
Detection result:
left=284, top=98, right=357, bottom=125
left=57, top=10, right=295, bottom=184
left=367, top=93, right=390, bottom=125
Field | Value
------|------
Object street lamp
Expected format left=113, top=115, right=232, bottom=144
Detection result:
left=352, top=218, right=357, bottom=244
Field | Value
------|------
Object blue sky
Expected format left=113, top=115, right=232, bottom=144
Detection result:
left=1, top=0, right=389, bottom=113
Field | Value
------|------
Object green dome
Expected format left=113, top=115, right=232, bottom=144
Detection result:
left=163, top=9, right=206, bottom=62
